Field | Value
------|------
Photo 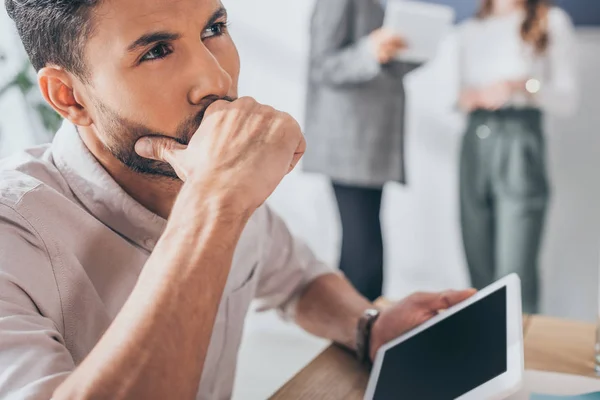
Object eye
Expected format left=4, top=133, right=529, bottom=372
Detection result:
left=140, top=43, right=173, bottom=62
left=202, top=22, right=228, bottom=40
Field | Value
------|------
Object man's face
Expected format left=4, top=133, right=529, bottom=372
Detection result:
left=80, top=0, right=240, bottom=178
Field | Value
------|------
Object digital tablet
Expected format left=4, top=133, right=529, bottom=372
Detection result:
left=365, top=274, right=524, bottom=400
left=383, top=0, right=455, bottom=63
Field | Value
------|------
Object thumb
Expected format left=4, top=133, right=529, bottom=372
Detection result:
left=135, top=136, right=187, bottom=166
left=425, top=289, right=477, bottom=312
left=288, top=135, right=306, bottom=174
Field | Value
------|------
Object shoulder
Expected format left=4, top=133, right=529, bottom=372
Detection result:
left=456, top=17, right=479, bottom=38
left=0, top=144, right=61, bottom=209
left=547, top=7, right=575, bottom=33
left=0, top=144, right=72, bottom=251
left=0, top=151, right=50, bottom=254
left=458, top=17, right=479, bottom=30
left=0, top=168, right=52, bottom=289
left=0, top=162, right=64, bottom=336
left=0, top=163, right=43, bottom=209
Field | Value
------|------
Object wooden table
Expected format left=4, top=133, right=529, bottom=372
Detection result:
left=270, top=315, right=599, bottom=399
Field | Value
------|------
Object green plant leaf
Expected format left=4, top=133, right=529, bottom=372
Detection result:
left=34, top=103, right=63, bottom=133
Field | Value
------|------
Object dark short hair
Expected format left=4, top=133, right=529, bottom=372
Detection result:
left=5, top=0, right=100, bottom=79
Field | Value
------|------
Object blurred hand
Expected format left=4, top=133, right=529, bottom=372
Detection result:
left=459, top=89, right=481, bottom=112
left=477, top=81, right=513, bottom=111
left=460, top=82, right=515, bottom=112
left=134, top=97, right=306, bottom=213
left=369, top=28, right=407, bottom=64
left=369, top=289, right=477, bottom=361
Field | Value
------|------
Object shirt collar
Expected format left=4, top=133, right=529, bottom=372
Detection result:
left=52, top=120, right=167, bottom=251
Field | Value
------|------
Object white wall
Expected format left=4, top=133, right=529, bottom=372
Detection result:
left=0, top=7, right=51, bottom=156
left=227, top=0, right=600, bottom=322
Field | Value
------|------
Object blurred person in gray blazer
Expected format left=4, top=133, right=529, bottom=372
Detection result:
left=303, top=0, right=421, bottom=301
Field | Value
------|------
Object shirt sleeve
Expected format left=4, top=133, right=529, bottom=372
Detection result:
left=535, top=8, right=579, bottom=117
left=254, top=206, right=337, bottom=321
left=308, top=0, right=382, bottom=87
left=0, top=204, right=74, bottom=399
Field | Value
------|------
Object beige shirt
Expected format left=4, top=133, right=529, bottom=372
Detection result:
left=0, top=121, right=334, bottom=400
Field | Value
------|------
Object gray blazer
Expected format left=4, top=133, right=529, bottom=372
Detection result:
left=302, top=0, right=420, bottom=187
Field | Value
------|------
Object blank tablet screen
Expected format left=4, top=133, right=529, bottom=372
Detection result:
left=373, top=287, right=507, bottom=400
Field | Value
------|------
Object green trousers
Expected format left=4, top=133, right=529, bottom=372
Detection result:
left=460, top=108, right=549, bottom=314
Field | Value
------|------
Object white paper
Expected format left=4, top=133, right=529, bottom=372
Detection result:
left=506, top=370, right=600, bottom=399
left=383, top=0, right=455, bottom=63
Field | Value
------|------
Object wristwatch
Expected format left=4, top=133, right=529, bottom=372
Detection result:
left=356, top=308, right=381, bottom=364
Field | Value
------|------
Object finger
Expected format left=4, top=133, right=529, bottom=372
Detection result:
left=288, top=152, right=304, bottom=174
left=134, top=136, right=187, bottom=166
left=418, top=289, right=477, bottom=312
left=384, top=36, right=405, bottom=47
left=434, top=289, right=477, bottom=310
left=288, top=136, right=306, bottom=173
left=379, top=50, right=394, bottom=63
left=382, top=44, right=402, bottom=56
left=393, top=41, right=408, bottom=51
left=381, top=45, right=398, bottom=55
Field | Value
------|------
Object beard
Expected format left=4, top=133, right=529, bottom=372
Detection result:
left=93, top=95, right=235, bottom=179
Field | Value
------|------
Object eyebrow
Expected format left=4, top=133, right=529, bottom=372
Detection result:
left=126, top=7, right=228, bottom=53
left=207, top=7, right=227, bottom=28
left=127, top=31, right=181, bottom=53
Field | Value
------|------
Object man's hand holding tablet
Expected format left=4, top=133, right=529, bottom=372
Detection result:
left=370, top=289, right=477, bottom=361
left=366, top=274, right=524, bottom=400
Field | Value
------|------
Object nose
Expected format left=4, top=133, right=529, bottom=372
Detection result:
left=186, top=45, right=233, bottom=105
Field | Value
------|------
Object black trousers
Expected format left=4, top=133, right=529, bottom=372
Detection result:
left=332, top=182, right=384, bottom=301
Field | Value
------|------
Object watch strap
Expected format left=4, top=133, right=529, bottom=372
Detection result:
left=356, top=308, right=380, bottom=364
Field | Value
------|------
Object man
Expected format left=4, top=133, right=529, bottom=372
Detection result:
left=0, top=0, right=474, bottom=399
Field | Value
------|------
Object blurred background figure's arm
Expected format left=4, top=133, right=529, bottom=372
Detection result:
left=308, top=0, right=402, bottom=87
left=533, top=8, right=579, bottom=117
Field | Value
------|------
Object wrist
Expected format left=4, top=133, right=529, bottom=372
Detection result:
left=508, top=79, right=540, bottom=96
left=506, top=80, right=525, bottom=94
left=166, top=179, right=252, bottom=245
left=460, top=89, right=480, bottom=111
left=181, top=174, right=254, bottom=220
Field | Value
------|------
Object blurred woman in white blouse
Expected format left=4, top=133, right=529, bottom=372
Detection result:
left=457, top=0, right=577, bottom=313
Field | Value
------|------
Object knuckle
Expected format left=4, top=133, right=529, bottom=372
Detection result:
left=210, top=99, right=229, bottom=110
left=156, top=142, right=169, bottom=160
left=238, top=96, right=258, bottom=107
left=279, top=112, right=298, bottom=128
left=260, top=104, right=277, bottom=116
left=158, top=140, right=176, bottom=160
left=280, top=111, right=294, bottom=121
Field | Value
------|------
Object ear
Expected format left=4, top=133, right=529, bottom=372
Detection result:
left=38, top=67, right=93, bottom=127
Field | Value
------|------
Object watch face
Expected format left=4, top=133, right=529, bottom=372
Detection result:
left=365, top=309, right=380, bottom=318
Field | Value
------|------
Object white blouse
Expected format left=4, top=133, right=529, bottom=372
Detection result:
left=457, top=7, right=579, bottom=117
